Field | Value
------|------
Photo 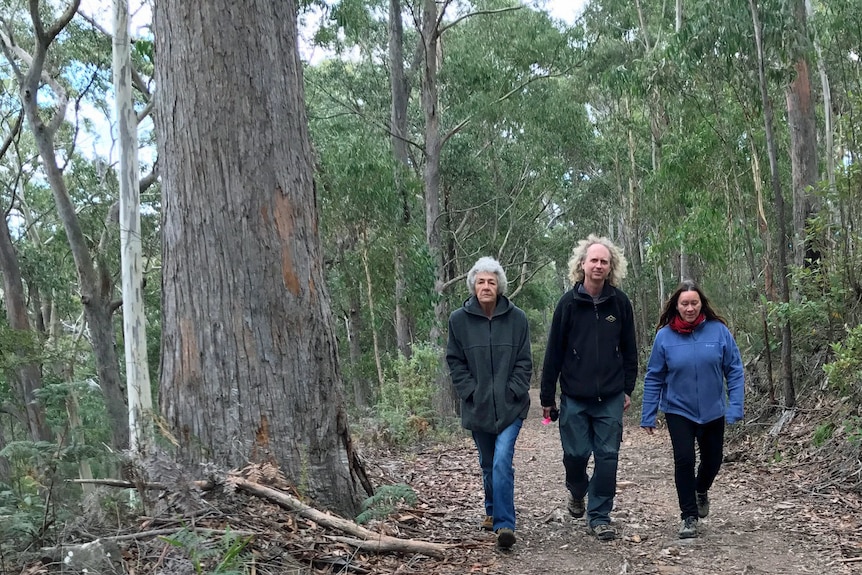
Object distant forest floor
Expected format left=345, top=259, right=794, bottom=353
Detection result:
left=15, top=388, right=862, bottom=575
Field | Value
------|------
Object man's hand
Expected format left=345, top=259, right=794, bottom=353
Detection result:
left=542, top=405, right=556, bottom=419
left=623, top=394, right=631, bottom=411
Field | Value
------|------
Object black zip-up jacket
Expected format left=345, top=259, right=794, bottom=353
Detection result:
left=539, top=282, right=638, bottom=406
left=446, top=295, right=532, bottom=433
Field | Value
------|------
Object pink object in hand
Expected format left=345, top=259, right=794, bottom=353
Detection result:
left=542, top=417, right=552, bottom=425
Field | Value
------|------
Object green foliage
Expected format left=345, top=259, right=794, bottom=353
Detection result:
left=159, top=526, right=253, bottom=575
left=845, top=417, right=862, bottom=447
left=0, top=480, right=45, bottom=557
left=812, top=423, right=834, bottom=447
left=355, top=483, right=417, bottom=524
left=375, top=344, right=442, bottom=444
left=823, top=324, right=862, bottom=395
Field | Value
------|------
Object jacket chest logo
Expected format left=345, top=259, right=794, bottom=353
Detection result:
left=605, top=315, right=617, bottom=323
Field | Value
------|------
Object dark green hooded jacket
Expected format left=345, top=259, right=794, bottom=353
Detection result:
left=446, top=295, right=532, bottom=433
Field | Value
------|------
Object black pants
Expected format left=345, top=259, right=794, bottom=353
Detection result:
left=665, top=413, right=725, bottom=519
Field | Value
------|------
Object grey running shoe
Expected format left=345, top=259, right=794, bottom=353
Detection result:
left=590, top=523, right=617, bottom=541
left=496, top=528, right=516, bottom=549
left=696, top=492, right=710, bottom=518
left=568, top=494, right=586, bottom=518
left=679, top=516, right=698, bottom=539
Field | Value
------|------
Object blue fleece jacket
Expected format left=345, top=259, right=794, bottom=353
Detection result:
left=640, top=319, right=745, bottom=427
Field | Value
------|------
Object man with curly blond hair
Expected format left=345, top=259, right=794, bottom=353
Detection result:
left=540, top=235, right=638, bottom=541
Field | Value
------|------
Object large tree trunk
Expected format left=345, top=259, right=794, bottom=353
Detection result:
left=154, top=0, right=360, bottom=515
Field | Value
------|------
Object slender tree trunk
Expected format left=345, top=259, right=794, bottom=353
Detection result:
left=347, top=287, right=370, bottom=410
left=0, top=211, right=51, bottom=442
left=0, top=425, right=10, bottom=482
left=749, top=0, right=795, bottom=409
left=361, top=232, right=385, bottom=391
left=154, top=0, right=362, bottom=514
left=389, top=0, right=413, bottom=358
left=420, top=0, right=458, bottom=417
left=785, top=13, right=819, bottom=270
left=421, top=0, right=445, bottom=342
left=114, top=0, right=153, bottom=456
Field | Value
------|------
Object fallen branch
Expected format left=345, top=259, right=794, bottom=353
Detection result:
left=230, top=476, right=452, bottom=558
left=67, top=478, right=213, bottom=490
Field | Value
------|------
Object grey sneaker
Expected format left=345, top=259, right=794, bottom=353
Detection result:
left=590, top=523, right=616, bottom=541
left=567, top=494, right=586, bottom=518
left=696, top=492, right=710, bottom=518
left=679, top=516, right=698, bottom=539
left=496, top=528, right=516, bottom=549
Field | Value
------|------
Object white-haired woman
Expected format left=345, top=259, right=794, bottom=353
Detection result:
left=446, top=256, right=532, bottom=550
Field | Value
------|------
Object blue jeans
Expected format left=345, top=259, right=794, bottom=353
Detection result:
left=472, top=418, right=523, bottom=531
left=560, top=393, right=624, bottom=527
left=665, top=413, right=725, bottom=519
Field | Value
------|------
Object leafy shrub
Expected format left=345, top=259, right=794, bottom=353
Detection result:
left=159, top=526, right=253, bottom=574
left=823, top=324, right=862, bottom=395
left=812, top=423, right=835, bottom=447
left=355, top=483, right=417, bottom=524
left=375, top=343, right=442, bottom=445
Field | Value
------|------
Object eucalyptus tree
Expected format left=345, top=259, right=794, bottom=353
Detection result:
left=435, top=7, right=594, bottom=296
left=810, top=0, right=862, bottom=315
left=306, top=57, right=407, bottom=409
left=113, top=0, right=152, bottom=455
left=153, top=0, right=365, bottom=515
left=308, top=0, right=585, bottom=415
left=388, top=0, right=414, bottom=359
left=784, top=0, right=818, bottom=271
left=0, top=110, right=51, bottom=444
left=0, top=0, right=136, bottom=451
left=577, top=0, right=669, bottom=340
left=749, top=0, right=794, bottom=407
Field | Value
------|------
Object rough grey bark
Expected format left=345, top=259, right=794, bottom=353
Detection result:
left=154, top=0, right=361, bottom=515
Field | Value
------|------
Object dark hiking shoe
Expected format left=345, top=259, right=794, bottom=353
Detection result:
left=496, top=528, right=516, bottom=549
left=567, top=494, right=586, bottom=518
left=696, top=492, right=710, bottom=518
left=589, top=523, right=616, bottom=541
left=481, top=515, right=494, bottom=531
left=679, top=516, right=698, bottom=539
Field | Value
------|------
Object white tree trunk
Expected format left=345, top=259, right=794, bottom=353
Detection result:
left=113, top=0, right=152, bottom=454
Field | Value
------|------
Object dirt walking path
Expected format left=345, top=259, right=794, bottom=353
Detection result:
left=396, top=388, right=861, bottom=575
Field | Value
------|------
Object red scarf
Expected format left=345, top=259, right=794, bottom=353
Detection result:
left=669, top=313, right=706, bottom=334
